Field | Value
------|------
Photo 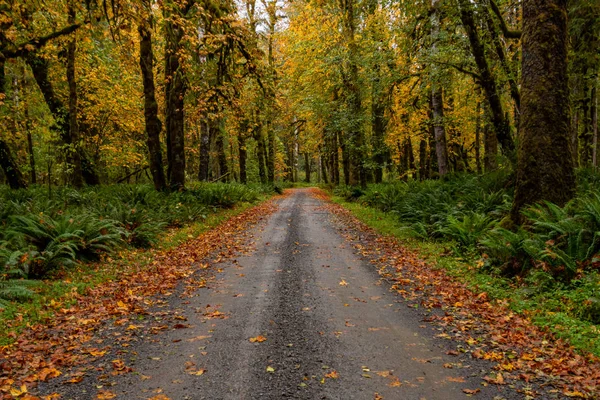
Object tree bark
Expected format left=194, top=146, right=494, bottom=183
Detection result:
left=26, top=123, right=36, bottom=184
left=66, top=1, right=83, bottom=188
left=139, top=10, right=167, bottom=191
left=26, top=53, right=99, bottom=185
left=430, top=0, right=449, bottom=177
left=511, top=0, right=575, bottom=223
left=593, top=84, right=598, bottom=167
left=198, top=121, right=210, bottom=181
left=304, top=152, right=310, bottom=183
left=371, top=66, right=387, bottom=183
left=475, top=96, right=482, bottom=174
left=255, top=129, right=267, bottom=184
left=458, top=0, right=515, bottom=159
left=215, top=119, right=228, bottom=180
left=164, top=0, right=192, bottom=190
left=419, top=138, right=427, bottom=180
left=340, top=0, right=366, bottom=188
left=238, top=134, right=247, bottom=184
left=431, top=90, right=449, bottom=176
left=483, top=105, right=498, bottom=172
left=580, top=83, right=594, bottom=166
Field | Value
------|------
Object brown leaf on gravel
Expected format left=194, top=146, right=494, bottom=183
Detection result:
left=96, top=390, right=117, bottom=399
left=249, top=335, right=267, bottom=343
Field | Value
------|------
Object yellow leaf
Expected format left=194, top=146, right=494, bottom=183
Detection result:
left=188, top=369, right=206, bottom=376
left=10, top=384, right=27, bottom=397
left=249, top=335, right=267, bottom=343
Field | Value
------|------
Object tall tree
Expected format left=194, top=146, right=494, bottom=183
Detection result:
left=66, top=0, right=84, bottom=188
left=164, top=0, right=194, bottom=190
left=339, top=0, right=366, bottom=187
left=430, top=0, right=449, bottom=177
left=139, top=2, right=167, bottom=191
left=511, top=0, right=575, bottom=223
left=458, top=0, right=515, bottom=159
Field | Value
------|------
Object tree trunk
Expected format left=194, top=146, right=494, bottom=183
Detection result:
left=458, top=0, right=515, bottom=159
left=26, top=54, right=99, bottom=185
left=483, top=106, right=498, bottom=172
left=215, top=119, right=228, bottom=180
left=66, top=1, right=83, bottom=188
left=27, top=129, right=36, bottom=184
left=593, top=84, right=598, bottom=167
left=164, top=1, right=190, bottom=190
left=267, top=122, right=275, bottom=183
left=419, top=138, right=427, bottom=180
left=431, top=91, right=449, bottom=176
left=238, top=135, right=247, bottom=184
left=483, top=6, right=520, bottom=111
left=255, top=130, right=267, bottom=184
left=430, top=0, right=449, bottom=177
left=580, top=83, right=594, bottom=166
left=511, top=0, right=575, bottom=223
left=341, top=0, right=366, bottom=188
left=372, top=66, right=387, bottom=183
left=139, top=12, right=167, bottom=191
left=475, top=96, right=482, bottom=174
left=198, top=121, right=210, bottom=181
left=304, top=152, right=310, bottom=183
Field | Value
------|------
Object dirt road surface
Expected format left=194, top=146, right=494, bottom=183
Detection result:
left=39, top=189, right=539, bottom=399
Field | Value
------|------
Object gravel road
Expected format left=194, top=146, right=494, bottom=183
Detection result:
left=39, top=189, right=527, bottom=400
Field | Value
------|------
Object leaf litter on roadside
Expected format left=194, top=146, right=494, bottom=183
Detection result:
left=312, top=188, right=600, bottom=399
left=0, top=198, right=281, bottom=399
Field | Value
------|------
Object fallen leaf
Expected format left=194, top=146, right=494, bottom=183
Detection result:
left=324, top=370, right=339, bottom=379
left=249, top=335, right=267, bottom=343
left=96, top=390, right=117, bottom=399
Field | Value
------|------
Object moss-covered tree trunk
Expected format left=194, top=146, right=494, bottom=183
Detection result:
left=238, top=134, right=247, bottom=184
left=458, top=0, right=515, bottom=159
left=430, top=0, right=448, bottom=177
left=139, top=9, right=167, bottom=191
left=164, top=0, right=193, bottom=191
left=511, top=0, right=575, bottom=223
left=26, top=53, right=99, bottom=185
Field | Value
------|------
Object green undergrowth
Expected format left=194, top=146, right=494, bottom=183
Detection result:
left=0, top=183, right=275, bottom=345
left=332, top=177, right=600, bottom=357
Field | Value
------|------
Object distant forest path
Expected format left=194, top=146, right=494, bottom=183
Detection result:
left=36, top=189, right=565, bottom=399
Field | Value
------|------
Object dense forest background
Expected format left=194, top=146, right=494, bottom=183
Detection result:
left=0, top=0, right=595, bottom=197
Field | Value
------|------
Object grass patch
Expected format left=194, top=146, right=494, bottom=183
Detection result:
left=332, top=196, right=600, bottom=357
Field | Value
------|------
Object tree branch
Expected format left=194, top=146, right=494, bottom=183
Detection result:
left=431, top=61, right=482, bottom=81
left=2, top=23, right=82, bottom=59
left=489, top=0, right=521, bottom=39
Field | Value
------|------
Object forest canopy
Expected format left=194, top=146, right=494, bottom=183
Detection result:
left=0, top=0, right=598, bottom=216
